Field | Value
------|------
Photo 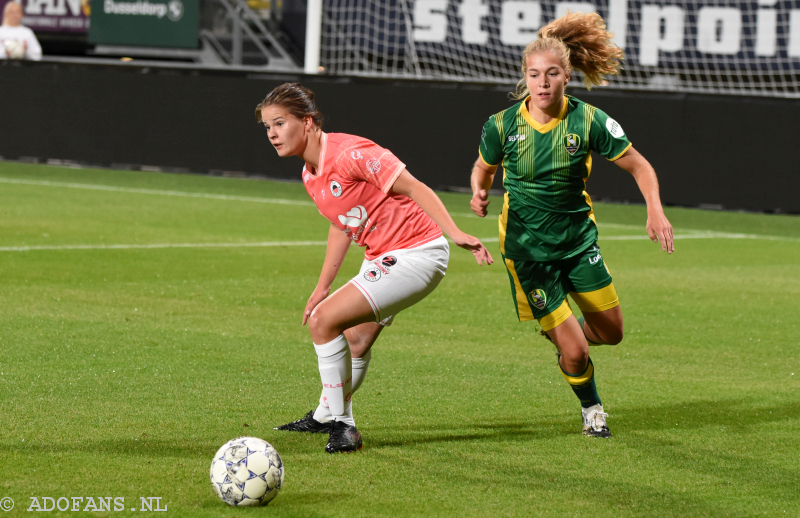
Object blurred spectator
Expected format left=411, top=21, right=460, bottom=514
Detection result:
left=0, top=1, right=41, bottom=60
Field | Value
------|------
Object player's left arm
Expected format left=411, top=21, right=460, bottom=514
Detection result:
left=302, top=223, right=352, bottom=325
left=613, top=147, right=675, bottom=254
left=390, top=170, right=493, bottom=265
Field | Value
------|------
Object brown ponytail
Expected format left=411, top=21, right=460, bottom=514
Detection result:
left=255, top=83, right=324, bottom=128
left=511, top=11, right=624, bottom=99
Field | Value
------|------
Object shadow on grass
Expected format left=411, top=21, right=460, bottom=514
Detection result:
left=367, top=397, right=799, bottom=448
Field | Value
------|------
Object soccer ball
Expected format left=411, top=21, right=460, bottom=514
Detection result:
left=3, top=39, right=25, bottom=59
left=209, top=437, right=284, bottom=506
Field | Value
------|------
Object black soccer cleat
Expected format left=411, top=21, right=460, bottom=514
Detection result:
left=325, top=421, right=363, bottom=454
left=274, top=411, right=332, bottom=433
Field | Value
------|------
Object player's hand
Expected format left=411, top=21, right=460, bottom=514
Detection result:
left=302, top=285, right=331, bottom=325
left=451, top=232, right=493, bottom=265
left=470, top=189, right=490, bottom=218
left=646, top=209, right=674, bottom=254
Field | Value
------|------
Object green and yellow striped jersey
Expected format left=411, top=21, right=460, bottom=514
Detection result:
left=479, top=95, right=632, bottom=262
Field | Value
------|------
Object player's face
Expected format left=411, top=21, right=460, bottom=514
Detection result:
left=4, top=3, right=23, bottom=26
left=260, top=105, right=309, bottom=158
left=524, top=51, right=570, bottom=114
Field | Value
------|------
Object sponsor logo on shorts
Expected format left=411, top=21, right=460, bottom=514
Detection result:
left=508, top=134, right=526, bottom=142
left=381, top=255, right=397, bottom=267
left=564, top=133, right=581, bottom=155
left=528, top=289, right=547, bottom=310
left=330, top=180, right=343, bottom=197
left=373, top=261, right=390, bottom=275
left=366, top=158, right=381, bottom=175
left=364, top=267, right=382, bottom=282
left=588, top=246, right=602, bottom=265
left=606, top=118, right=625, bottom=138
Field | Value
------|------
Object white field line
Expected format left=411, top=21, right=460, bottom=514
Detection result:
left=0, top=241, right=327, bottom=252
left=1, top=177, right=797, bottom=244
left=1, top=232, right=798, bottom=253
left=0, top=177, right=316, bottom=207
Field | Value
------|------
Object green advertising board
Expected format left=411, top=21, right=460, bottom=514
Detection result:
left=88, top=0, right=198, bottom=48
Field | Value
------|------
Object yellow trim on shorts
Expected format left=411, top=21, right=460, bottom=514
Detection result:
left=499, top=192, right=510, bottom=255
left=570, top=284, right=620, bottom=314
left=560, top=358, right=594, bottom=385
left=504, top=257, right=534, bottom=321
left=538, top=299, right=572, bottom=331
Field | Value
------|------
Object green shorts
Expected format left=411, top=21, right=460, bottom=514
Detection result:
left=502, top=242, right=619, bottom=331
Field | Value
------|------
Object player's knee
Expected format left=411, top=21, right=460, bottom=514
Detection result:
left=307, top=309, right=333, bottom=341
left=561, top=347, right=589, bottom=369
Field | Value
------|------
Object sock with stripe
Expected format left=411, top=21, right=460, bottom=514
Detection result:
left=313, top=348, right=371, bottom=425
left=559, top=356, right=602, bottom=409
left=312, top=334, right=354, bottom=426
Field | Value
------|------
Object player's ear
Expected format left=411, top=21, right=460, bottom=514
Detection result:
left=565, top=71, right=571, bottom=85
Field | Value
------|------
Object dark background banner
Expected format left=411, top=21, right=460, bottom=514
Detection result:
left=0, top=60, right=797, bottom=213
left=87, top=0, right=198, bottom=48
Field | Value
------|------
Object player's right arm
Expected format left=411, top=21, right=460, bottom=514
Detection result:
left=470, top=158, right=497, bottom=218
left=470, top=116, right=502, bottom=217
left=302, top=223, right=351, bottom=325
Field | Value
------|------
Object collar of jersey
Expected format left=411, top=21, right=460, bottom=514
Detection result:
left=519, top=96, right=568, bottom=134
left=305, top=131, right=328, bottom=177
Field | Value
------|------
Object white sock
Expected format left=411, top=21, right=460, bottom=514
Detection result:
left=351, top=348, right=372, bottom=393
left=314, top=349, right=372, bottom=425
left=312, top=334, right=353, bottom=426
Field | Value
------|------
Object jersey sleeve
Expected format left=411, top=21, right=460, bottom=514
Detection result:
left=589, top=108, right=632, bottom=161
left=335, top=137, right=406, bottom=194
left=478, top=115, right=504, bottom=167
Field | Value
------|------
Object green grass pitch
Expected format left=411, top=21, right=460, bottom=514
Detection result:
left=0, top=161, right=798, bottom=517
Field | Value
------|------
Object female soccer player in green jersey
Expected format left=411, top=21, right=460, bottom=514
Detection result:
left=470, top=12, right=674, bottom=438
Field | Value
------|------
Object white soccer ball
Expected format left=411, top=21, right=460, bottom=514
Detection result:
left=3, top=39, right=25, bottom=59
left=209, top=437, right=284, bottom=507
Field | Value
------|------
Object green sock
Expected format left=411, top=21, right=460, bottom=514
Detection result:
left=577, top=315, right=602, bottom=345
left=559, top=357, right=602, bottom=409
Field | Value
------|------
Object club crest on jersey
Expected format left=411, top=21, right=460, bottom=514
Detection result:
left=564, top=134, right=581, bottom=155
left=330, top=180, right=343, bottom=197
left=364, top=267, right=382, bottom=282
left=527, top=289, right=547, bottom=310
left=366, top=158, right=381, bottom=175
left=381, top=255, right=397, bottom=267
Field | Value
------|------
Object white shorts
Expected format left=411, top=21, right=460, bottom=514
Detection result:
left=350, top=236, right=449, bottom=325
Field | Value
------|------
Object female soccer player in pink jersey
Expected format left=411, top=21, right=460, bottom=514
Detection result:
left=257, top=83, right=493, bottom=453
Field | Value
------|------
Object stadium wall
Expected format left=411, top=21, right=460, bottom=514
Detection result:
left=1, top=60, right=798, bottom=213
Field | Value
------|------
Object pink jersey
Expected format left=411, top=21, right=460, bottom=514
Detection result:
left=302, top=133, right=442, bottom=260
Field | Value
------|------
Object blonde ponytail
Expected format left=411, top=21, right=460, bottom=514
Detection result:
left=511, top=11, right=624, bottom=99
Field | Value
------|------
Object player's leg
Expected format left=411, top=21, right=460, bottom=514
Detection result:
left=562, top=243, right=621, bottom=436
left=310, top=322, right=382, bottom=425
left=279, top=237, right=449, bottom=453
left=274, top=319, right=381, bottom=435
left=578, top=305, right=623, bottom=345
left=569, top=242, right=623, bottom=346
left=503, top=254, right=609, bottom=437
